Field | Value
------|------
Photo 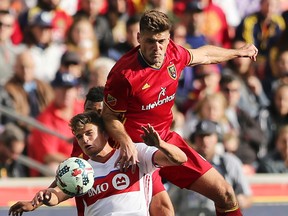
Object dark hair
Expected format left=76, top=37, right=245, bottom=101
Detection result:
left=126, top=14, right=141, bottom=29
left=84, top=86, right=104, bottom=106
left=219, top=73, right=241, bottom=88
left=0, top=123, right=25, bottom=147
left=69, top=111, right=105, bottom=135
left=140, top=10, right=172, bottom=33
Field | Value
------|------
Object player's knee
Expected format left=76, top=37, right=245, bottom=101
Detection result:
left=217, top=183, right=238, bottom=210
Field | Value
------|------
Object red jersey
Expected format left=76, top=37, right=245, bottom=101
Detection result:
left=104, top=40, right=192, bottom=142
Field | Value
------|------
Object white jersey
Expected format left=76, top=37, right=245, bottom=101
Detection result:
left=80, top=143, right=158, bottom=216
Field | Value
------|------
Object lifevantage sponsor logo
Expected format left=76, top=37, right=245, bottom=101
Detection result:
left=142, top=87, right=175, bottom=111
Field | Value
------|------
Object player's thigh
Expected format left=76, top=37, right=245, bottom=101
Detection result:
left=160, top=132, right=212, bottom=188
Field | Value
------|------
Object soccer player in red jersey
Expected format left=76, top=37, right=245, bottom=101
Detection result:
left=102, top=10, right=258, bottom=216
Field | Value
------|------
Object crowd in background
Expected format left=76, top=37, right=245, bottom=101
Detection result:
left=1, top=0, right=288, bottom=212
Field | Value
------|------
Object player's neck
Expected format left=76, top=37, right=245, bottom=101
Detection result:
left=91, top=146, right=115, bottom=163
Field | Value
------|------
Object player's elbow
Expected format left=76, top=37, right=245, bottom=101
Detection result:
left=173, top=153, right=188, bottom=165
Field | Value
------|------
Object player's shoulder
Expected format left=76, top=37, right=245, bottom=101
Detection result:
left=167, top=40, right=189, bottom=59
left=112, top=46, right=140, bottom=70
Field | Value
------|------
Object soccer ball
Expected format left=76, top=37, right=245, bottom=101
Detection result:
left=56, top=157, right=94, bottom=196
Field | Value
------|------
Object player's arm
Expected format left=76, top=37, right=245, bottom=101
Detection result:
left=102, top=103, right=139, bottom=172
left=31, top=186, right=71, bottom=207
left=8, top=179, right=59, bottom=216
left=8, top=187, right=70, bottom=216
left=188, top=43, right=258, bottom=66
left=141, top=124, right=187, bottom=166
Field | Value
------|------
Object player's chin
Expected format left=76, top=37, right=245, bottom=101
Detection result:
left=84, top=147, right=96, bottom=156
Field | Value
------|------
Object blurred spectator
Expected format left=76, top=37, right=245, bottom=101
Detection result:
left=168, top=120, right=252, bottom=215
left=5, top=49, right=54, bottom=133
left=108, top=14, right=140, bottom=61
left=171, top=104, right=185, bottom=137
left=271, top=49, right=288, bottom=92
left=28, top=72, right=84, bottom=176
left=269, top=27, right=288, bottom=90
left=20, top=11, right=65, bottom=82
left=105, top=0, right=129, bottom=45
left=235, top=0, right=260, bottom=19
left=171, top=22, right=195, bottom=112
left=0, top=10, right=22, bottom=84
left=0, top=0, right=11, bottom=11
left=0, top=84, right=15, bottom=129
left=87, top=57, right=116, bottom=89
left=182, top=64, right=221, bottom=113
left=17, top=0, right=73, bottom=44
left=65, top=16, right=100, bottom=81
left=235, top=0, right=285, bottom=88
left=58, top=0, right=79, bottom=16
left=58, top=50, right=87, bottom=99
left=224, top=39, right=270, bottom=118
left=220, top=73, right=266, bottom=173
left=283, top=9, right=288, bottom=26
left=181, top=1, right=207, bottom=49
left=258, top=84, right=288, bottom=154
left=74, top=0, right=113, bottom=55
left=0, top=123, right=28, bottom=178
left=199, top=0, right=231, bottom=48
left=183, top=92, right=230, bottom=143
left=143, top=0, right=177, bottom=23
left=212, top=0, right=241, bottom=39
left=257, top=124, right=288, bottom=173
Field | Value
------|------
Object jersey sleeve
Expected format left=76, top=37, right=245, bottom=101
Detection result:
left=170, top=40, right=193, bottom=67
left=104, top=67, right=130, bottom=113
left=135, top=143, right=158, bottom=174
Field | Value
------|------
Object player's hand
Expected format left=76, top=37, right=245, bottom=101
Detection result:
left=238, top=43, right=258, bottom=61
left=115, top=141, right=139, bottom=173
left=141, top=124, right=161, bottom=148
left=8, top=201, right=35, bottom=216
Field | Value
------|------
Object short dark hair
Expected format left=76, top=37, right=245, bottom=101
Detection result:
left=84, top=86, right=104, bottom=106
left=0, top=123, right=25, bottom=147
left=126, top=14, right=141, bottom=29
left=140, top=10, right=172, bottom=33
left=69, top=111, right=105, bottom=135
left=219, top=73, right=241, bottom=88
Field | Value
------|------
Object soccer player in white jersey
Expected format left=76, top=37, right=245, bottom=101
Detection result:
left=8, top=111, right=187, bottom=216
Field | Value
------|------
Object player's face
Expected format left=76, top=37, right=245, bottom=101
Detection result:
left=137, top=30, right=170, bottom=68
left=195, top=133, right=218, bottom=161
left=75, top=123, right=107, bottom=157
left=84, top=100, right=103, bottom=113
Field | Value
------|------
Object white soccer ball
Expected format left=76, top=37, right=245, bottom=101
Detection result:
left=56, top=157, right=94, bottom=196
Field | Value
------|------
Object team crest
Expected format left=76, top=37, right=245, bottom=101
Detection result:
left=167, top=64, right=177, bottom=80
left=107, top=94, right=117, bottom=106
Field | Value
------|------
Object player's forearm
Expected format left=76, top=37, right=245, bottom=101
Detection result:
left=43, top=188, right=70, bottom=206
left=157, top=140, right=187, bottom=166
left=102, top=105, right=133, bottom=147
left=190, top=45, right=239, bottom=65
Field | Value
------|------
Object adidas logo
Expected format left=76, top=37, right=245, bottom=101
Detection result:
left=142, top=83, right=150, bottom=90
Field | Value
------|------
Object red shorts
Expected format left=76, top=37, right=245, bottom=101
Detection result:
left=158, top=131, right=212, bottom=189
left=151, top=169, right=165, bottom=196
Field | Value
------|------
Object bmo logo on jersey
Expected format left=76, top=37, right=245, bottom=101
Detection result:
left=112, top=173, right=130, bottom=190
left=142, top=87, right=175, bottom=110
